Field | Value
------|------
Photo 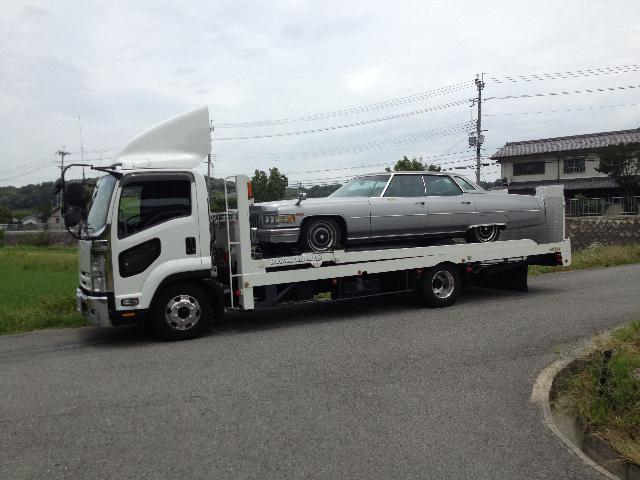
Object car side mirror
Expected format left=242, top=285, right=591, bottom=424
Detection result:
left=296, top=192, right=307, bottom=206
left=64, top=207, right=82, bottom=227
left=64, top=182, right=85, bottom=208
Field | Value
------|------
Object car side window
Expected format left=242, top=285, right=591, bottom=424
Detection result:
left=118, top=179, right=191, bottom=238
left=455, top=176, right=476, bottom=191
left=424, top=175, right=462, bottom=196
left=383, top=175, right=425, bottom=197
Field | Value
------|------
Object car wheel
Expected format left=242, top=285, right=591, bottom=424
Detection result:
left=417, top=263, right=462, bottom=308
left=300, top=217, right=342, bottom=252
left=151, top=283, right=212, bottom=341
left=465, top=225, right=500, bottom=243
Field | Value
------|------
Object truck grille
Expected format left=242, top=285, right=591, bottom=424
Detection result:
left=250, top=214, right=260, bottom=228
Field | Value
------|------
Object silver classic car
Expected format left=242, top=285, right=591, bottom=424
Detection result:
left=249, top=172, right=545, bottom=252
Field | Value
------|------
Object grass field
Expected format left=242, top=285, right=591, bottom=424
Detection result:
left=0, top=242, right=639, bottom=335
left=557, top=320, right=640, bottom=465
left=0, top=247, right=85, bottom=334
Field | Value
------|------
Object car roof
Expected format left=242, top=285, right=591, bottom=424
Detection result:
left=357, top=171, right=453, bottom=177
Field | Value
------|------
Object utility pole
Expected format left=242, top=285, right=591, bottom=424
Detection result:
left=474, top=74, right=485, bottom=184
left=55, top=148, right=70, bottom=177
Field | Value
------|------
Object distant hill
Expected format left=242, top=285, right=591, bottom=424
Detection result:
left=0, top=181, right=57, bottom=219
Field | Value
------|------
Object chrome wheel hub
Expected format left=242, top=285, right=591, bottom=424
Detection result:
left=476, top=225, right=498, bottom=242
left=308, top=223, right=335, bottom=251
left=165, top=295, right=201, bottom=331
left=432, top=270, right=455, bottom=299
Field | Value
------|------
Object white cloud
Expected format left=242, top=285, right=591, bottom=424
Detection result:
left=0, top=0, right=639, bottom=186
left=344, top=66, right=384, bottom=92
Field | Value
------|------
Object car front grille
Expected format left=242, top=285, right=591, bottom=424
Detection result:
left=250, top=214, right=260, bottom=228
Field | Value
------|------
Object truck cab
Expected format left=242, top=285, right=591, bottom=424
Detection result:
left=75, top=107, right=222, bottom=339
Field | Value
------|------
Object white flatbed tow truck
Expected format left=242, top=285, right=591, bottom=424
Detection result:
left=60, top=107, right=570, bottom=340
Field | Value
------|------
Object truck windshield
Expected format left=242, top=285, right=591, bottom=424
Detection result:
left=86, top=175, right=117, bottom=235
left=329, top=175, right=390, bottom=198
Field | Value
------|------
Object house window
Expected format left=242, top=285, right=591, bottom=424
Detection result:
left=564, top=157, right=585, bottom=174
left=513, top=161, right=545, bottom=176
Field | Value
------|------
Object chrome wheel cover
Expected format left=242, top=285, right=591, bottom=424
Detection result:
left=475, top=225, right=499, bottom=242
left=307, top=221, right=336, bottom=251
left=164, top=295, right=201, bottom=331
left=431, top=270, right=455, bottom=299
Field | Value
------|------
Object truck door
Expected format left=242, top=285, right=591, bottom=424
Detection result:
left=369, top=174, right=427, bottom=238
left=111, top=172, right=202, bottom=309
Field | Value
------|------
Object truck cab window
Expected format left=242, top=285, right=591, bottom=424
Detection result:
left=118, top=179, right=191, bottom=238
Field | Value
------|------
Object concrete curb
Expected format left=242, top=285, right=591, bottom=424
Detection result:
left=531, top=356, right=619, bottom=480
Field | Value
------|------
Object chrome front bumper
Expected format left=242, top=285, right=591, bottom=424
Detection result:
left=76, top=288, right=111, bottom=327
left=252, top=226, right=300, bottom=244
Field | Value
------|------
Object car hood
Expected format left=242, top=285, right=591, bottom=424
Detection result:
left=250, top=196, right=363, bottom=212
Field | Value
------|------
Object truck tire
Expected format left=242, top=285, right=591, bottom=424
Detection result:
left=300, top=217, right=342, bottom=252
left=417, top=263, right=462, bottom=308
left=151, top=283, right=212, bottom=341
left=465, top=225, right=500, bottom=243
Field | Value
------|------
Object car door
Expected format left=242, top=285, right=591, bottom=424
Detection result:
left=369, top=174, right=427, bottom=238
left=424, top=175, right=474, bottom=233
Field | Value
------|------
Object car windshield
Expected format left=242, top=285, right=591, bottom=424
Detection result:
left=329, top=175, right=390, bottom=198
left=86, top=174, right=117, bottom=235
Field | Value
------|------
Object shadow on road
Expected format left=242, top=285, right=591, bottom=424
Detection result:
left=2, top=285, right=550, bottom=357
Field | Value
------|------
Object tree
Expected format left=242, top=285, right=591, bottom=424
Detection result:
left=385, top=156, right=441, bottom=172
left=0, top=205, right=12, bottom=223
left=596, top=142, right=640, bottom=197
left=251, top=167, right=288, bottom=202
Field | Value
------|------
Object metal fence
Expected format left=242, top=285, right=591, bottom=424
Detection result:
left=565, top=196, right=640, bottom=217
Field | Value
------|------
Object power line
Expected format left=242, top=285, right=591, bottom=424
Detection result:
left=214, top=99, right=470, bottom=140
left=484, top=102, right=640, bottom=117
left=210, top=121, right=474, bottom=161
left=488, top=64, right=640, bottom=84
left=215, top=80, right=473, bottom=128
left=486, top=83, right=640, bottom=101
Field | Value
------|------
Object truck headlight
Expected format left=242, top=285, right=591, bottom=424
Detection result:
left=91, top=253, right=106, bottom=292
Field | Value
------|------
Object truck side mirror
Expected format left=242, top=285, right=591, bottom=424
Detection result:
left=64, top=182, right=85, bottom=208
left=53, top=178, right=63, bottom=195
left=64, top=207, right=82, bottom=227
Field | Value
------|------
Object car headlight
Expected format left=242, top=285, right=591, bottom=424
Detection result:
left=275, top=214, right=296, bottom=223
left=263, top=214, right=296, bottom=224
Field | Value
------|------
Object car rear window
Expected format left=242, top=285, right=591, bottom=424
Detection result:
left=424, top=175, right=462, bottom=196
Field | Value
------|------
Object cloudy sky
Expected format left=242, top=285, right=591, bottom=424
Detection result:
left=1, top=0, right=639, bottom=187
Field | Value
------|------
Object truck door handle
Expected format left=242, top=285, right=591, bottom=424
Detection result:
left=185, top=237, right=196, bottom=255
left=415, top=201, right=425, bottom=205
left=460, top=201, right=471, bottom=205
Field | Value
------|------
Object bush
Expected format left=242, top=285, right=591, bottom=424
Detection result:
left=0, top=230, right=4, bottom=247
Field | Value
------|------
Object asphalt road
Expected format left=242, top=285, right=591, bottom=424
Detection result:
left=2, top=264, right=639, bottom=479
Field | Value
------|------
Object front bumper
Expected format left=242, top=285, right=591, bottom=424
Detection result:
left=252, top=226, right=300, bottom=244
left=76, top=288, right=111, bottom=327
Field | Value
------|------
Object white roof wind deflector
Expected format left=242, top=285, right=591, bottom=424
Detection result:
left=116, top=106, right=211, bottom=170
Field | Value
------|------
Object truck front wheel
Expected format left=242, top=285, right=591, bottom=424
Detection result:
left=417, top=263, right=462, bottom=308
left=151, top=283, right=212, bottom=341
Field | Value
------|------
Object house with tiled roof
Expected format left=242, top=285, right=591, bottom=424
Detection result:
left=490, top=127, right=640, bottom=198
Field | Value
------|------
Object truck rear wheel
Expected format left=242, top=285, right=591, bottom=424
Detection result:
left=151, top=283, right=212, bottom=341
left=417, top=263, right=462, bottom=308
